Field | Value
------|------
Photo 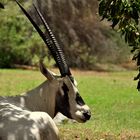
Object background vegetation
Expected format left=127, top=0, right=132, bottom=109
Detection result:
left=98, top=0, right=140, bottom=89
left=0, top=1, right=47, bottom=68
left=0, top=0, right=131, bottom=69
left=0, top=1, right=140, bottom=139
left=0, top=69, right=139, bottom=139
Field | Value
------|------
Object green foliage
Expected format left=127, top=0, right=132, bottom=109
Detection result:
left=34, top=0, right=131, bottom=70
left=0, top=1, right=47, bottom=68
left=0, top=0, right=131, bottom=70
left=99, top=0, right=140, bottom=90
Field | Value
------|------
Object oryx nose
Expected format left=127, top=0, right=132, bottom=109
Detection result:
left=83, top=111, right=91, bottom=120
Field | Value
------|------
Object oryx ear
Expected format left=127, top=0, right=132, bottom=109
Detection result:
left=39, top=60, right=55, bottom=81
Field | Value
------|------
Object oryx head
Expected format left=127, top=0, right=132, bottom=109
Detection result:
left=16, top=0, right=91, bottom=123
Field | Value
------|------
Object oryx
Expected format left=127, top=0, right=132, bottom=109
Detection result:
left=0, top=1, right=91, bottom=140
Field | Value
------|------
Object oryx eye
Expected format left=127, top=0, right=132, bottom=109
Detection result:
left=76, top=93, right=85, bottom=106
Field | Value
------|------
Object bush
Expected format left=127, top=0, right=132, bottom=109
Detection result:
left=0, top=1, right=131, bottom=69
left=0, top=1, right=48, bottom=68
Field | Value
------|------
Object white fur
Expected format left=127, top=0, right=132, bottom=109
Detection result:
left=0, top=78, right=60, bottom=140
left=0, top=101, right=59, bottom=140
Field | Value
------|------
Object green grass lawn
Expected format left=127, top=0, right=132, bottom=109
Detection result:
left=0, top=69, right=140, bottom=140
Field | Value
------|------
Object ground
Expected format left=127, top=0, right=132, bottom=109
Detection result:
left=0, top=69, right=140, bottom=140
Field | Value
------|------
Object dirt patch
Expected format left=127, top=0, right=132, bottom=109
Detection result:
left=59, top=128, right=140, bottom=140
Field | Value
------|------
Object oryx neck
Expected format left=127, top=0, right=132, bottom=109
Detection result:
left=22, top=80, right=58, bottom=118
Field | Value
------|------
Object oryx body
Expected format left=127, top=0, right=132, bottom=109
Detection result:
left=0, top=1, right=91, bottom=140
left=0, top=101, right=59, bottom=140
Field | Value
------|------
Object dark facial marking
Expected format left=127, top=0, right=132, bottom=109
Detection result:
left=55, top=83, right=72, bottom=118
left=69, top=76, right=74, bottom=84
left=76, top=92, right=85, bottom=106
left=62, top=83, right=69, bottom=93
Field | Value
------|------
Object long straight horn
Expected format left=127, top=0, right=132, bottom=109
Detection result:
left=16, top=0, right=50, bottom=48
left=33, top=5, right=71, bottom=77
left=16, top=0, right=71, bottom=77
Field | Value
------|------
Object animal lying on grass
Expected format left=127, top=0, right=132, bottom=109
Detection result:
left=0, top=1, right=91, bottom=140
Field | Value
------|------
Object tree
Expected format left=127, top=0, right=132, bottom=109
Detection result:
left=0, top=0, right=130, bottom=69
left=98, top=0, right=140, bottom=90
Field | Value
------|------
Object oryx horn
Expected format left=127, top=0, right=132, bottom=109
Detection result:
left=16, top=0, right=71, bottom=77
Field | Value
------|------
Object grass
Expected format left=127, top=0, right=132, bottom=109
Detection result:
left=0, top=69, right=140, bottom=139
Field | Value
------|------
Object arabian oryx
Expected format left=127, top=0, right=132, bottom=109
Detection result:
left=0, top=1, right=91, bottom=140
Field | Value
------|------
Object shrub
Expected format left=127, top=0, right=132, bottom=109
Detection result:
left=0, top=1, right=47, bottom=68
